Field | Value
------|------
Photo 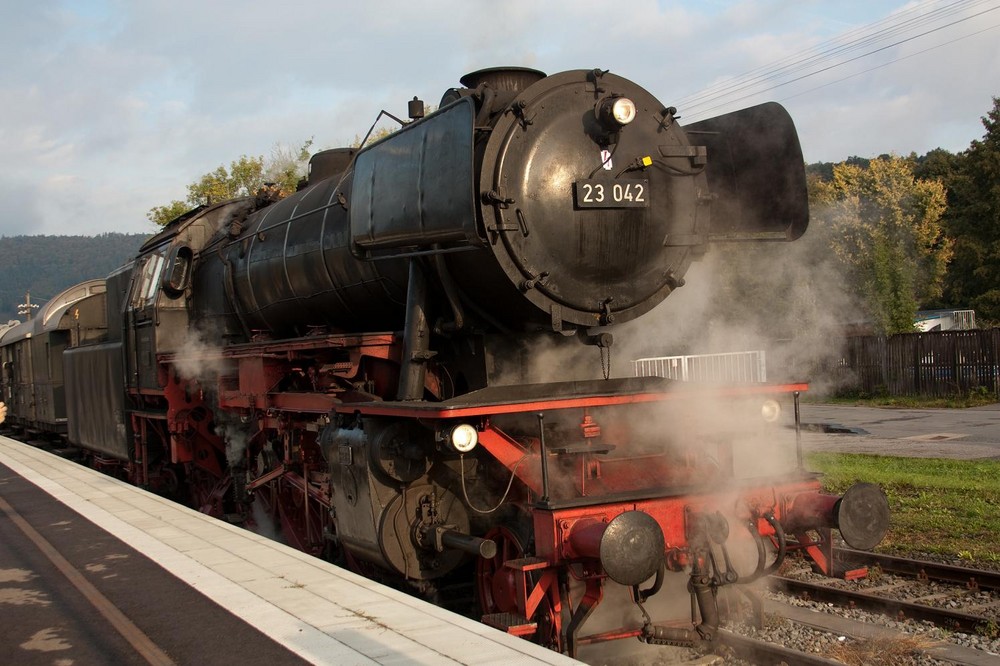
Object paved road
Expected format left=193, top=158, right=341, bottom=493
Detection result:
left=798, top=402, right=1000, bottom=459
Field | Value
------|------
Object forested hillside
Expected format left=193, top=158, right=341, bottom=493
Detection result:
left=0, top=233, right=148, bottom=324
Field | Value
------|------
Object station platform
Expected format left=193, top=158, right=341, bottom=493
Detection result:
left=0, top=435, right=578, bottom=665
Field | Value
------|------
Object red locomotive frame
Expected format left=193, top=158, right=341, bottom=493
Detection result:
left=137, top=331, right=883, bottom=656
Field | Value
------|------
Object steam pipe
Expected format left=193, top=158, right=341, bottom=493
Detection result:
left=742, top=519, right=767, bottom=582
left=689, top=553, right=720, bottom=638
left=719, top=517, right=769, bottom=587
left=397, top=259, right=431, bottom=401
left=636, top=564, right=665, bottom=603
left=537, top=413, right=551, bottom=504
left=794, top=390, right=802, bottom=469
left=762, top=511, right=787, bottom=575
left=639, top=554, right=719, bottom=647
left=433, top=253, right=465, bottom=333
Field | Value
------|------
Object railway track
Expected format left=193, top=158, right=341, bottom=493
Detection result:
left=720, top=549, right=1000, bottom=665
left=771, top=549, right=1000, bottom=633
left=715, top=629, right=848, bottom=665
left=833, top=547, right=1000, bottom=591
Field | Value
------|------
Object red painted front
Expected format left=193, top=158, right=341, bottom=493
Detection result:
left=140, top=335, right=873, bottom=655
left=531, top=477, right=822, bottom=564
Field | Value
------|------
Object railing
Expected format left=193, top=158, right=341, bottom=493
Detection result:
left=632, top=351, right=767, bottom=383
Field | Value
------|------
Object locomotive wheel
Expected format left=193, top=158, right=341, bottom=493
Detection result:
left=476, top=525, right=526, bottom=615
left=476, top=525, right=559, bottom=648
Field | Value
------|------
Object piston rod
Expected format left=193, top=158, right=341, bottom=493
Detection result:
left=427, top=527, right=498, bottom=559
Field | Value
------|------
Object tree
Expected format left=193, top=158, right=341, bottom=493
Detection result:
left=940, top=97, right=1000, bottom=322
left=351, top=126, right=395, bottom=148
left=810, top=155, right=952, bottom=334
left=265, top=138, right=313, bottom=196
left=198, top=155, right=265, bottom=202
left=146, top=140, right=313, bottom=227
left=911, top=147, right=959, bottom=183
left=147, top=200, right=191, bottom=227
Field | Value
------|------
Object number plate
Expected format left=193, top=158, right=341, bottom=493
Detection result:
left=574, top=179, right=649, bottom=208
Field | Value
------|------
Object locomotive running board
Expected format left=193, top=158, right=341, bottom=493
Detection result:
left=332, top=377, right=809, bottom=419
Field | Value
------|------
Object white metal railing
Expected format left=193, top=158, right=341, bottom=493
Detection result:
left=954, top=310, right=976, bottom=330
left=632, top=351, right=767, bottom=383
left=914, top=309, right=977, bottom=332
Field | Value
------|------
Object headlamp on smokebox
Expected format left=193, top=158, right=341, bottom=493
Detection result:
left=443, top=423, right=479, bottom=454
left=596, top=95, right=637, bottom=131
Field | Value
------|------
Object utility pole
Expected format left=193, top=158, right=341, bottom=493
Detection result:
left=17, top=291, right=39, bottom=321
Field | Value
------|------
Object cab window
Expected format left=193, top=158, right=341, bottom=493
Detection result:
left=131, top=253, right=166, bottom=308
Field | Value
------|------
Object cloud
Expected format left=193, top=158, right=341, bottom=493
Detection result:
left=0, top=181, right=45, bottom=237
left=2, top=0, right=997, bottom=236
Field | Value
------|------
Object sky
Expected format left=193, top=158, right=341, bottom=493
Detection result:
left=2, top=0, right=998, bottom=237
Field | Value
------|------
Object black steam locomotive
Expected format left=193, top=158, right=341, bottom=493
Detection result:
left=0, top=67, right=887, bottom=657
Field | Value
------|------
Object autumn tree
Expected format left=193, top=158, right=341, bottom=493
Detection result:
left=810, top=155, right=952, bottom=334
left=265, top=138, right=313, bottom=195
left=147, top=140, right=313, bottom=227
left=146, top=200, right=191, bottom=227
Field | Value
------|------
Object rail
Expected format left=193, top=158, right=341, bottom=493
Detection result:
left=770, top=550, right=1000, bottom=635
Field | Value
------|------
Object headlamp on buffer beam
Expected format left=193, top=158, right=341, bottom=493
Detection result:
left=445, top=423, right=479, bottom=454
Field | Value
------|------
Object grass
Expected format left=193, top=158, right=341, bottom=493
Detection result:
left=805, top=389, right=998, bottom=409
left=828, top=635, right=939, bottom=666
left=806, top=452, right=1000, bottom=565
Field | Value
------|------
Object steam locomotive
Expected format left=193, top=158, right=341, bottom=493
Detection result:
left=0, top=67, right=888, bottom=657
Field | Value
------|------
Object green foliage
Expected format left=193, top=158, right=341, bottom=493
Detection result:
left=147, top=139, right=313, bottom=227
left=940, top=97, right=1000, bottom=321
left=188, top=154, right=266, bottom=206
left=808, top=452, right=1000, bottom=563
left=809, top=156, right=952, bottom=335
left=910, top=147, right=960, bottom=183
left=351, top=126, right=395, bottom=148
left=146, top=200, right=191, bottom=227
left=265, top=138, right=313, bottom=196
left=814, top=389, right=998, bottom=409
left=805, top=155, right=876, bottom=182
left=0, top=234, right=148, bottom=323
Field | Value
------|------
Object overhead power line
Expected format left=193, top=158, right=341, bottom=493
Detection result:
left=673, top=0, right=983, bottom=109
left=775, top=22, right=1000, bottom=105
left=676, top=0, right=1000, bottom=122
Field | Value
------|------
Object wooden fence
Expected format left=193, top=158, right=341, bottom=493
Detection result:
left=832, top=329, right=1000, bottom=396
